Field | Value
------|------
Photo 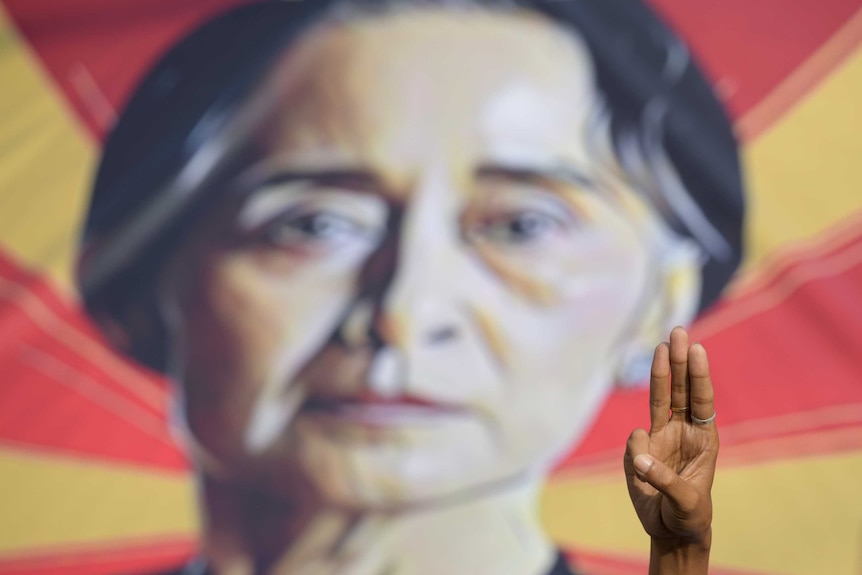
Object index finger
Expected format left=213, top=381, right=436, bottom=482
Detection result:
left=649, top=342, right=671, bottom=432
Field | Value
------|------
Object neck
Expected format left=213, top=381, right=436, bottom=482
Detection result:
left=198, top=474, right=556, bottom=575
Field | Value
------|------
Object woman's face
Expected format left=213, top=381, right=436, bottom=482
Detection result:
left=163, top=8, right=675, bottom=507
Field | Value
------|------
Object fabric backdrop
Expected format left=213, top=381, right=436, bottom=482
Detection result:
left=1, top=1, right=862, bottom=574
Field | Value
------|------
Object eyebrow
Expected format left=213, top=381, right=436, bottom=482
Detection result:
left=239, top=168, right=386, bottom=195
left=475, top=164, right=596, bottom=191
left=237, top=164, right=597, bottom=197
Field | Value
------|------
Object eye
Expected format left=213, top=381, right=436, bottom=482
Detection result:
left=263, top=211, right=369, bottom=248
left=473, top=210, right=566, bottom=245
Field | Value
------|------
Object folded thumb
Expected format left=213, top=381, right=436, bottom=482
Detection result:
left=633, top=454, right=686, bottom=500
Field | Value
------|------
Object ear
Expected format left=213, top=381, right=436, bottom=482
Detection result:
left=615, top=238, right=702, bottom=387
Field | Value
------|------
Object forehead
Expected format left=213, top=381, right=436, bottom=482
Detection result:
left=249, top=8, right=600, bottom=181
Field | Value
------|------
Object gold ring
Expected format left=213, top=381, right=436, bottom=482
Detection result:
left=670, top=406, right=689, bottom=413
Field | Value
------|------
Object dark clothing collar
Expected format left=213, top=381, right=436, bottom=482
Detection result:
left=159, top=550, right=580, bottom=575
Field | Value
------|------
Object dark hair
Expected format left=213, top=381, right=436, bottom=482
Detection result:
left=79, top=0, right=745, bottom=370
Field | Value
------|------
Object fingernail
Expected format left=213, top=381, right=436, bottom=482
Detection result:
left=634, top=454, right=654, bottom=474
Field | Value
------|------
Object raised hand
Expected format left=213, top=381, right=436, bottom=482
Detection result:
left=623, top=326, right=719, bottom=575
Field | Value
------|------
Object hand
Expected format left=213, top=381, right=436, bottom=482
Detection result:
left=623, top=327, right=718, bottom=574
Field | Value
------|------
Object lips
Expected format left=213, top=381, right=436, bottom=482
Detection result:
left=301, top=390, right=465, bottom=425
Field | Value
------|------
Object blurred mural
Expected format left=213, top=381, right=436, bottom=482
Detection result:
left=0, top=0, right=861, bottom=574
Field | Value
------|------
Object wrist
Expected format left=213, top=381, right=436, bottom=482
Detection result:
left=649, top=529, right=711, bottom=575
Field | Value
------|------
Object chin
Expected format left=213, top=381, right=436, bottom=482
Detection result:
left=292, top=419, right=525, bottom=510
left=307, top=461, right=510, bottom=511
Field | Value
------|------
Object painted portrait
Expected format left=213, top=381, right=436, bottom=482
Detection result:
left=68, top=1, right=743, bottom=573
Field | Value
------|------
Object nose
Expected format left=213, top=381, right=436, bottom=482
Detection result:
left=338, top=293, right=461, bottom=350
left=340, top=179, right=466, bottom=352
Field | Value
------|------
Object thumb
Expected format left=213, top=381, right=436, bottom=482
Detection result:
left=632, top=453, right=694, bottom=508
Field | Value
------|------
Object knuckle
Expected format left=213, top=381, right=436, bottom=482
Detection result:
left=626, top=428, right=647, bottom=445
left=691, top=395, right=714, bottom=407
left=649, top=397, right=666, bottom=409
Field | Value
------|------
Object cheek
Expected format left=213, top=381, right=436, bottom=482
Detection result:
left=176, top=261, right=287, bottom=393
left=168, top=255, right=360, bottom=452
left=490, top=231, right=653, bottom=355
left=557, top=234, right=654, bottom=331
left=169, top=260, right=295, bottom=454
left=481, top=234, right=654, bottom=448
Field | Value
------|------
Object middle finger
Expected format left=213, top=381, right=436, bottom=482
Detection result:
left=669, top=326, right=690, bottom=419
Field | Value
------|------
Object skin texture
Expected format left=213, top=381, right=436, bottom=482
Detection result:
left=146, top=8, right=709, bottom=575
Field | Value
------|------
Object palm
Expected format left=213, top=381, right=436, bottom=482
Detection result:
left=625, top=327, right=718, bottom=543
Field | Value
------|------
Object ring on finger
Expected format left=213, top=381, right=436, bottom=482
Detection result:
left=670, top=406, right=689, bottom=413
left=691, top=412, right=717, bottom=425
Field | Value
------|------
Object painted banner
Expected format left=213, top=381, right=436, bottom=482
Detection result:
left=1, top=1, right=861, bottom=574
